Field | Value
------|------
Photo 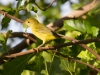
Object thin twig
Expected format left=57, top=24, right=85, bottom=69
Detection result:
left=34, top=0, right=56, bottom=11
left=90, top=0, right=96, bottom=6
left=0, top=10, right=23, bottom=23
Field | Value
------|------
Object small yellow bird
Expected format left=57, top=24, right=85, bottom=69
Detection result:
left=24, top=18, right=60, bottom=48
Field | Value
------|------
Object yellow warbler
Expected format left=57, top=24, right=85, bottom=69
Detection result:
left=24, top=18, right=60, bottom=48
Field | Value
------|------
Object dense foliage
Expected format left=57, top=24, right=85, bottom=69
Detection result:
left=0, top=0, right=100, bottom=75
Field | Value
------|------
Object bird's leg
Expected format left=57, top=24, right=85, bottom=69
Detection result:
left=35, top=41, right=45, bottom=52
left=34, top=44, right=44, bottom=53
left=37, top=43, right=44, bottom=48
left=37, top=40, right=45, bottom=48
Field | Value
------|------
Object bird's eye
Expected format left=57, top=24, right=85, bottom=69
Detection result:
left=28, top=21, right=30, bottom=23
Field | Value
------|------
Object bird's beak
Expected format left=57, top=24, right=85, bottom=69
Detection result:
left=23, top=23, right=29, bottom=29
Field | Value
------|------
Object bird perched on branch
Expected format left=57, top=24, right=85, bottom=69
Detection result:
left=23, top=18, right=66, bottom=48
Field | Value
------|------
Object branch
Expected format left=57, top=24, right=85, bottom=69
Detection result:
left=34, top=0, right=56, bottom=11
left=47, top=0, right=100, bottom=31
left=0, top=10, right=24, bottom=23
left=3, top=37, right=100, bottom=59
left=2, top=32, right=36, bottom=42
left=3, top=32, right=35, bottom=38
left=0, top=39, right=33, bottom=64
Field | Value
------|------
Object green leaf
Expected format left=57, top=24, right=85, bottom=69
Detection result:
left=25, top=0, right=35, bottom=3
left=0, top=5, right=11, bottom=12
left=91, top=26, right=99, bottom=37
left=64, top=20, right=86, bottom=32
left=23, top=24, right=29, bottom=33
left=97, top=72, right=100, bottom=75
left=0, top=30, right=12, bottom=50
left=74, top=20, right=86, bottom=32
left=3, top=54, right=32, bottom=75
left=42, top=51, right=53, bottom=62
left=26, top=0, right=30, bottom=2
left=32, top=6, right=38, bottom=13
left=23, top=24, right=29, bottom=29
left=0, top=33, right=5, bottom=44
left=64, top=20, right=76, bottom=31
left=78, top=51, right=89, bottom=60
left=77, top=50, right=94, bottom=62
left=83, top=20, right=92, bottom=34
left=60, top=59, right=75, bottom=74
left=94, top=61, right=100, bottom=68
left=16, top=0, right=22, bottom=9
left=64, top=19, right=98, bottom=36
left=1, top=17, right=11, bottom=29
left=26, top=54, right=44, bottom=73
left=65, top=31, right=81, bottom=38
left=26, top=3, right=32, bottom=12
left=21, top=70, right=36, bottom=75
left=5, top=30, right=12, bottom=43
left=48, top=57, right=69, bottom=75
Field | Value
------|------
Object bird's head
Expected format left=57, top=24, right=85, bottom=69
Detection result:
left=23, top=18, right=39, bottom=28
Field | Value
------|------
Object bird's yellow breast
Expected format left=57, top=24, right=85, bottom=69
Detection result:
left=30, top=23, right=56, bottom=42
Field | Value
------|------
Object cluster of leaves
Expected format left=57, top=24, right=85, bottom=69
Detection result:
left=0, top=30, right=12, bottom=52
left=2, top=19, right=100, bottom=75
left=0, top=0, right=100, bottom=75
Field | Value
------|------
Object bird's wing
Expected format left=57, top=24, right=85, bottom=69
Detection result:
left=35, top=23, right=53, bottom=34
left=35, top=23, right=60, bottom=38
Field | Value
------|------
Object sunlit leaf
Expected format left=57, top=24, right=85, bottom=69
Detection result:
left=42, top=51, right=53, bottom=62
left=83, top=20, right=92, bottom=34
left=3, top=54, right=32, bottom=75
left=65, top=31, right=81, bottom=38
left=64, top=20, right=86, bottom=32
left=60, top=59, right=75, bottom=74
left=32, top=6, right=38, bottom=13
left=26, top=3, right=32, bottom=12
left=91, top=26, right=99, bottom=37
left=0, top=33, right=5, bottom=44
left=16, top=0, right=22, bottom=9
left=5, top=30, right=12, bottom=42
left=1, top=17, right=11, bottom=29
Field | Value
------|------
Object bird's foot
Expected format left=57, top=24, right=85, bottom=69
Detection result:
left=72, top=40, right=76, bottom=43
left=34, top=48, right=39, bottom=53
left=45, top=45, right=50, bottom=49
